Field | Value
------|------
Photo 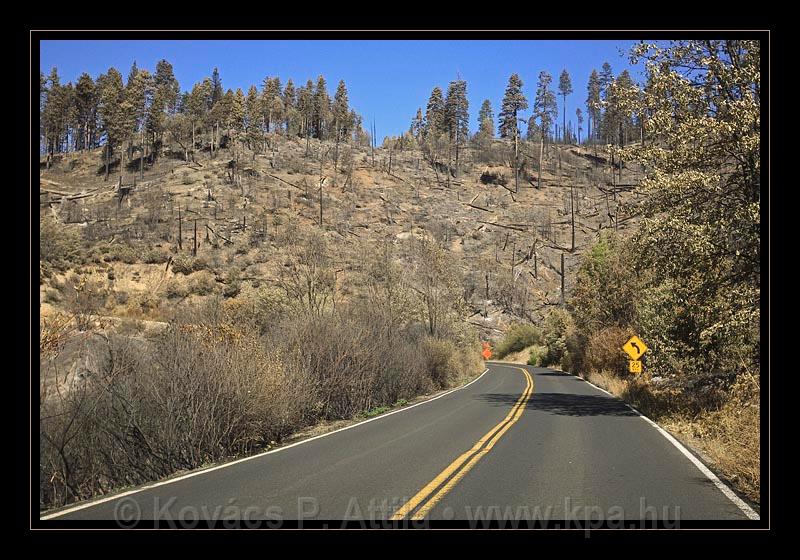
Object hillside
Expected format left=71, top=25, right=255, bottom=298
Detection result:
left=39, top=135, right=641, bottom=341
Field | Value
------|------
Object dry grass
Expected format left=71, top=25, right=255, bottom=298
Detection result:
left=581, top=369, right=760, bottom=505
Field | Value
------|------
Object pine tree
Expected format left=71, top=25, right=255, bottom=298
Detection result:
left=410, top=107, right=424, bottom=140
left=498, top=73, right=528, bottom=139
left=526, top=115, right=540, bottom=141
left=96, top=67, right=125, bottom=179
left=283, top=79, right=297, bottom=135
left=332, top=80, right=351, bottom=170
left=74, top=73, right=98, bottom=151
left=245, top=84, right=261, bottom=152
left=444, top=79, right=469, bottom=175
left=558, top=69, right=573, bottom=144
left=261, top=77, right=283, bottom=134
left=586, top=70, right=601, bottom=144
left=424, top=86, right=445, bottom=138
left=534, top=71, right=558, bottom=143
left=125, top=68, right=153, bottom=179
left=187, top=79, right=211, bottom=162
left=42, top=68, right=68, bottom=157
left=210, top=67, right=224, bottom=107
left=148, top=60, right=180, bottom=157
left=598, top=62, right=614, bottom=145
left=477, top=99, right=494, bottom=138
left=332, top=80, right=351, bottom=141
left=313, top=75, right=330, bottom=140
left=576, top=107, right=584, bottom=144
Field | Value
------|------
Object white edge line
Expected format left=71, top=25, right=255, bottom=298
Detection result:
left=567, top=370, right=760, bottom=521
left=41, top=367, right=491, bottom=520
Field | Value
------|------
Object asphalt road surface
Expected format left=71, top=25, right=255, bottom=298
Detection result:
left=43, top=363, right=757, bottom=524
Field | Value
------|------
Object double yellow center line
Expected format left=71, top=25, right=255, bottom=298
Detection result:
left=390, top=367, right=534, bottom=520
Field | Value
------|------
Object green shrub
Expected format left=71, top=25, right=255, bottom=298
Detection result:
left=171, top=254, right=208, bottom=275
left=103, top=243, right=138, bottom=264
left=541, top=308, right=578, bottom=369
left=494, top=323, right=542, bottom=358
left=527, top=345, right=547, bottom=366
left=143, top=248, right=169, bottom=264
left=40, top=218, right=83, bottom=271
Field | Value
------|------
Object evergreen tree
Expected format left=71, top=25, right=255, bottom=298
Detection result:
left=187, top=79, right=212, bottom=162
left=210, top=67, right=224, bottom=106
left=576, top=107, right=584, bottom=144
left=74, top=73, right=98, bottom=151
left=410, top=107, right=424, bottom=140
left=125, top=68, right=153, bottom=178
left=148, top=59, right=180, bottom=155
left=586, top=69, right=601, bottom=144
left=298, top=80, right=314, bottom=151
left=599, top=62, right=614, bottom=100
left=444, top=79, right=469, bottom=173
left=245, top=84, right=262, bottom=150
left=498, top=73, right=527, bottom=139
left=558, top=69, right=573, bottom=143
left=526, top=115, right=541, bottom=142
left=332, top=80, right=351, bottom=141
left=424, top=86, right=445, bottom=138
left=533, top=71, right=558, bottom=143
left=261, top=77, right=283, bottom=134
left=283, top=79, right=297, bottom=135
left=477, top=99, right=494, bottom=138
left=96, top=67, right=125, bottom=178
left=313, top=75, right=330, bottom=140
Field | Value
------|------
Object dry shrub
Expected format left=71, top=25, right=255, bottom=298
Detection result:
left=584, top=326, right=635, bottom=377
left=188, top=271, right=217, bottom=296
left=421, top=338, right=459, bottom=389
left=39, top=314, right=305, bottom=509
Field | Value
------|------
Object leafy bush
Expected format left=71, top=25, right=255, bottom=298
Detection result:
left=494, top=323, right=542, bottom=358
left=102, top=242, right=139, bottom=264
left=40, top=218, right=83, bottom=272
left=143, top=247, right=169, bottom=264
left=541, top=307, right=579, bottom=369
left=171, top=254, right=208, bottom=275
left=527, top=345, right=547, bottom=366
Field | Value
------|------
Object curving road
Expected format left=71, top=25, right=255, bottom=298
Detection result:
left=42, top=363, right=757, bottom=524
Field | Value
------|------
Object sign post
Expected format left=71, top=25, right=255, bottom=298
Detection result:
left=482, top=342, right=492, bottom=360
left=621, top=335, right=648, bottom=374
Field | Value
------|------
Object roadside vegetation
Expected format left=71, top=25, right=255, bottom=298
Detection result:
left=40, top=228, right=482, bottom=511
left=492, top=41, right=761, bottom=504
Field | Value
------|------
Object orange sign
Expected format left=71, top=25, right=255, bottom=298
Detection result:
left=481, top=342, right=492, bottom=360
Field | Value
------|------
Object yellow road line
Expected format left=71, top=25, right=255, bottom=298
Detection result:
left=390, top=367, right=534, bottom=520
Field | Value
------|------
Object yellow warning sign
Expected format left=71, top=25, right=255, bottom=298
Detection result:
left=629, top=360, right=642, bottom=374
left=622, top=335, right=648, bottom=360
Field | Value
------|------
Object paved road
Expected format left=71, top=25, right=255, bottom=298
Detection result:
left=44, top=363, right=755, bottom=523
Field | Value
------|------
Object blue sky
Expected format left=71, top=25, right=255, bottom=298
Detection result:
left=40, top=40, right=643, bottom=140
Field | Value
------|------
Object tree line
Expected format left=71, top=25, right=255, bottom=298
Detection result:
left=40, top=62, right=369, bottom=179
left=404, top=64, right=644, bottom=151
